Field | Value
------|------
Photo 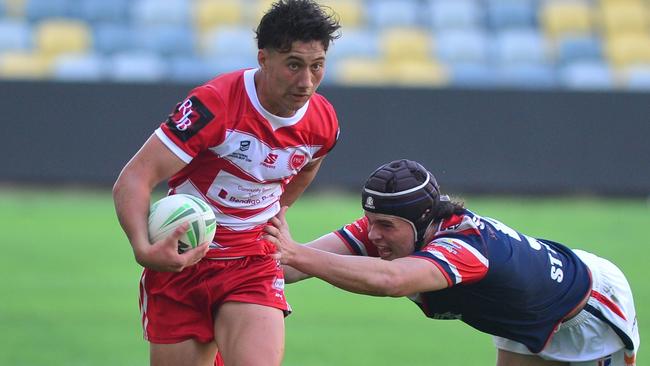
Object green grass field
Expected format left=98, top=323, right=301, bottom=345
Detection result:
left=1, top=188, right=647, bottom=365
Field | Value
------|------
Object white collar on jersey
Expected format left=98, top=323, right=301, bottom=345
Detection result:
left=244, top=68, right=310, bottom=131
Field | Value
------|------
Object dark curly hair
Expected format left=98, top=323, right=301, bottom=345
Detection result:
left=256, top=0, right=341, bottom=52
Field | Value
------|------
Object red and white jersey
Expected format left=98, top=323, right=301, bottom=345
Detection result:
left=155, top=68, right=339, bottom=258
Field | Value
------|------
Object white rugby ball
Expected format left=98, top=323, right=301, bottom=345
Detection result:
left=148, top=194, right=217, bottom=253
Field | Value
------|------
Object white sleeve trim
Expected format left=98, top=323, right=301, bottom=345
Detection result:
left=154, top=128, right=193, bottom=164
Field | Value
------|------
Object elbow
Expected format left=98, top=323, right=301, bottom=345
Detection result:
left=373, top=273, right=408, bottom=298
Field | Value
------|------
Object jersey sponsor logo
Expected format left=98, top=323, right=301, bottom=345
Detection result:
left=289, top=151, right=307, bottom=170
left=165, top=96, right=214, bottom=141
left=262, top=153, right=279, bottom=167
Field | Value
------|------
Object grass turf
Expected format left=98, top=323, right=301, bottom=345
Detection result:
left=0, top=189, right=647, bottom=365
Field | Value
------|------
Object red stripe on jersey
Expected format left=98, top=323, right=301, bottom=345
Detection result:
left=421, top=239, right=489, bottom=284
left=338, top=217, right=379, bottom=257
left=410, top=255, right=454, bottom=287
left=591, top=290, right=627, bottom=320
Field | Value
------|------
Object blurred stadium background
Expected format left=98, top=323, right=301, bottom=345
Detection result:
left=1, top=0, right=648, bottom=365
left=2, top=0, right=650, bottom=87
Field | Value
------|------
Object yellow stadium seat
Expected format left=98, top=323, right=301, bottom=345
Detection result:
left=35, top=19, right=91, bottom=57
left=318, top=0, right=364, bottom=28
left=541, top=1, right=594, bottom=38
left=333, top=58, right=390, bottom=86
left=605, top=33, right=650, bottom=67
left=0, top=51, right=51, bottom=79
left=381, top=27, right=432, bottom=63
left=599, top=2, right=649, bottom=37
left=193, top=0, right=244, bottom=32
left=385, top=60, right=449, bottom=87
left=253, top=0, right=277, bottom=25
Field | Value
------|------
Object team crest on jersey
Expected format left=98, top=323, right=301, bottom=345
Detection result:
left=165, top=96, right=214, bottom=141
left=289, top=152, right=307, bottom=170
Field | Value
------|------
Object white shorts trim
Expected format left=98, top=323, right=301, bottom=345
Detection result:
left=493, top=250, right=639, bottom=364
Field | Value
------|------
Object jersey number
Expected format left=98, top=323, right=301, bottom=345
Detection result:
left=482, top=217, right=564, bottom=283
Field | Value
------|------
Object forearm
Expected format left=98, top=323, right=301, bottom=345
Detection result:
left=112, top=172, right=153, bottom=254
left=282, top=265, right=312, bottom=284
left=288, top=246, right=400, bottom=297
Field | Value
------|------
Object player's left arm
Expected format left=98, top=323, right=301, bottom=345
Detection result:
left=280, top=157, right=323, bottom=207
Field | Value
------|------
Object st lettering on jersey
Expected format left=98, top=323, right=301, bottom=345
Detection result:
left=166, top=96, right=215, bottom=142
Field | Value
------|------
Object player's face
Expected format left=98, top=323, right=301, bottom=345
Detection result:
left=257, top=40, right=326, bottom=117
left=365, top=212, right=415, bottom=260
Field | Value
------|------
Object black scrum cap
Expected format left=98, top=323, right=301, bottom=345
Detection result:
left=361, top=159, right=440, bottom=248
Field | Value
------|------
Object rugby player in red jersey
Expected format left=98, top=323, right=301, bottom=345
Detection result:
left=112, top=1, right=341, bottom=365
left=266, top=159, right=640, bottom=366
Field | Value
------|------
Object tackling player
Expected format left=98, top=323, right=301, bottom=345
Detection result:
left=112, top=1, right=341, bottom=365
left=265, top=159, right=640, bottom=366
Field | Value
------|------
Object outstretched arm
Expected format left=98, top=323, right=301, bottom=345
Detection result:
left=266, top=208, right=448, bottom=296
left=280, top=232, right=354, bottom=283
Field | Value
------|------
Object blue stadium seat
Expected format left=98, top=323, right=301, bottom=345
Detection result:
left=24, top=0, right=72, bottom=21
left=426, top=0, right=483, bottom=30
left=107, top=52, right=168, bottom=82
left=201, top=25, right=257, bottom=59
left=75, top=0, right=130, bottom=23
left=623, top=66, right=650, bottom=90
left=558, top=61, right=615, bottom=90
left=366, top=0, right=421, bottom=28
left=486, top=0, right=537, bottom=30
left=93, top=22, right=136, bottom=54
left=130, top=0, right=190, bottom=26
left=493, top=28, right=549, bottom=66
left=449, top=63, right=498, bottom=88
left=435, top=28, right=490, bottom=65
left=0, top=19, right=32, bottom=52
left=495, top=64, right=557, bottom=89
left=52, top=53, right=106, bottom=81
left=168, top=56, right=223, bottom=83
left=328, top=28, right=380, bottom=61
left=134, top=24, right=196, bottom=57
left=556, top=35, right=603, bottom=65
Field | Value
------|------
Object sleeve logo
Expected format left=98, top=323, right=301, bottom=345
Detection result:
left=165, top=96, right=215, bottom=141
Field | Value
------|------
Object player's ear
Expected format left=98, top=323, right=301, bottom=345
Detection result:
left=257, top=49, right=267, bottom=70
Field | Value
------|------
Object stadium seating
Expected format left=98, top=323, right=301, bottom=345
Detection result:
left=35, top=19, right=92, bottom=57
left=366, top=0, right=421, bottom=28
left=319, top=0, right=364, bottom=28
left=426, top=0, right=483, bottom=31
left=131, top=0, right=190, bottom=26
left=107, top=52, right=167, bottom=82
left=73, top=0, right=130, bottom=24
left=558, top=61, right=615, bottom=90
left=555, top=35, right=603, bottom=65
left=0, top=19, right=31, bottom=52
left=52, top=53, right=106, bottom=81
left=0, top=0, right=649, bottom=90
left=193, top=0, right=245, bottom=32
left=540, top=1, right=593, bottom=39
left=435, top=29, right=490, bottom=65
left=0, top=51, right=51, bottom=79
left=485, top=0, right=537, bottom=30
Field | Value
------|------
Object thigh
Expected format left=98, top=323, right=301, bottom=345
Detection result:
left=150, top=339, right=217, bottom=366
left=497, top=349, right=568, bottom=366
left=214, top=302, right=285, bottom=366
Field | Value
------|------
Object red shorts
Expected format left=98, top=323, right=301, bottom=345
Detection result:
left=139, top=255, right=290, bottom=344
